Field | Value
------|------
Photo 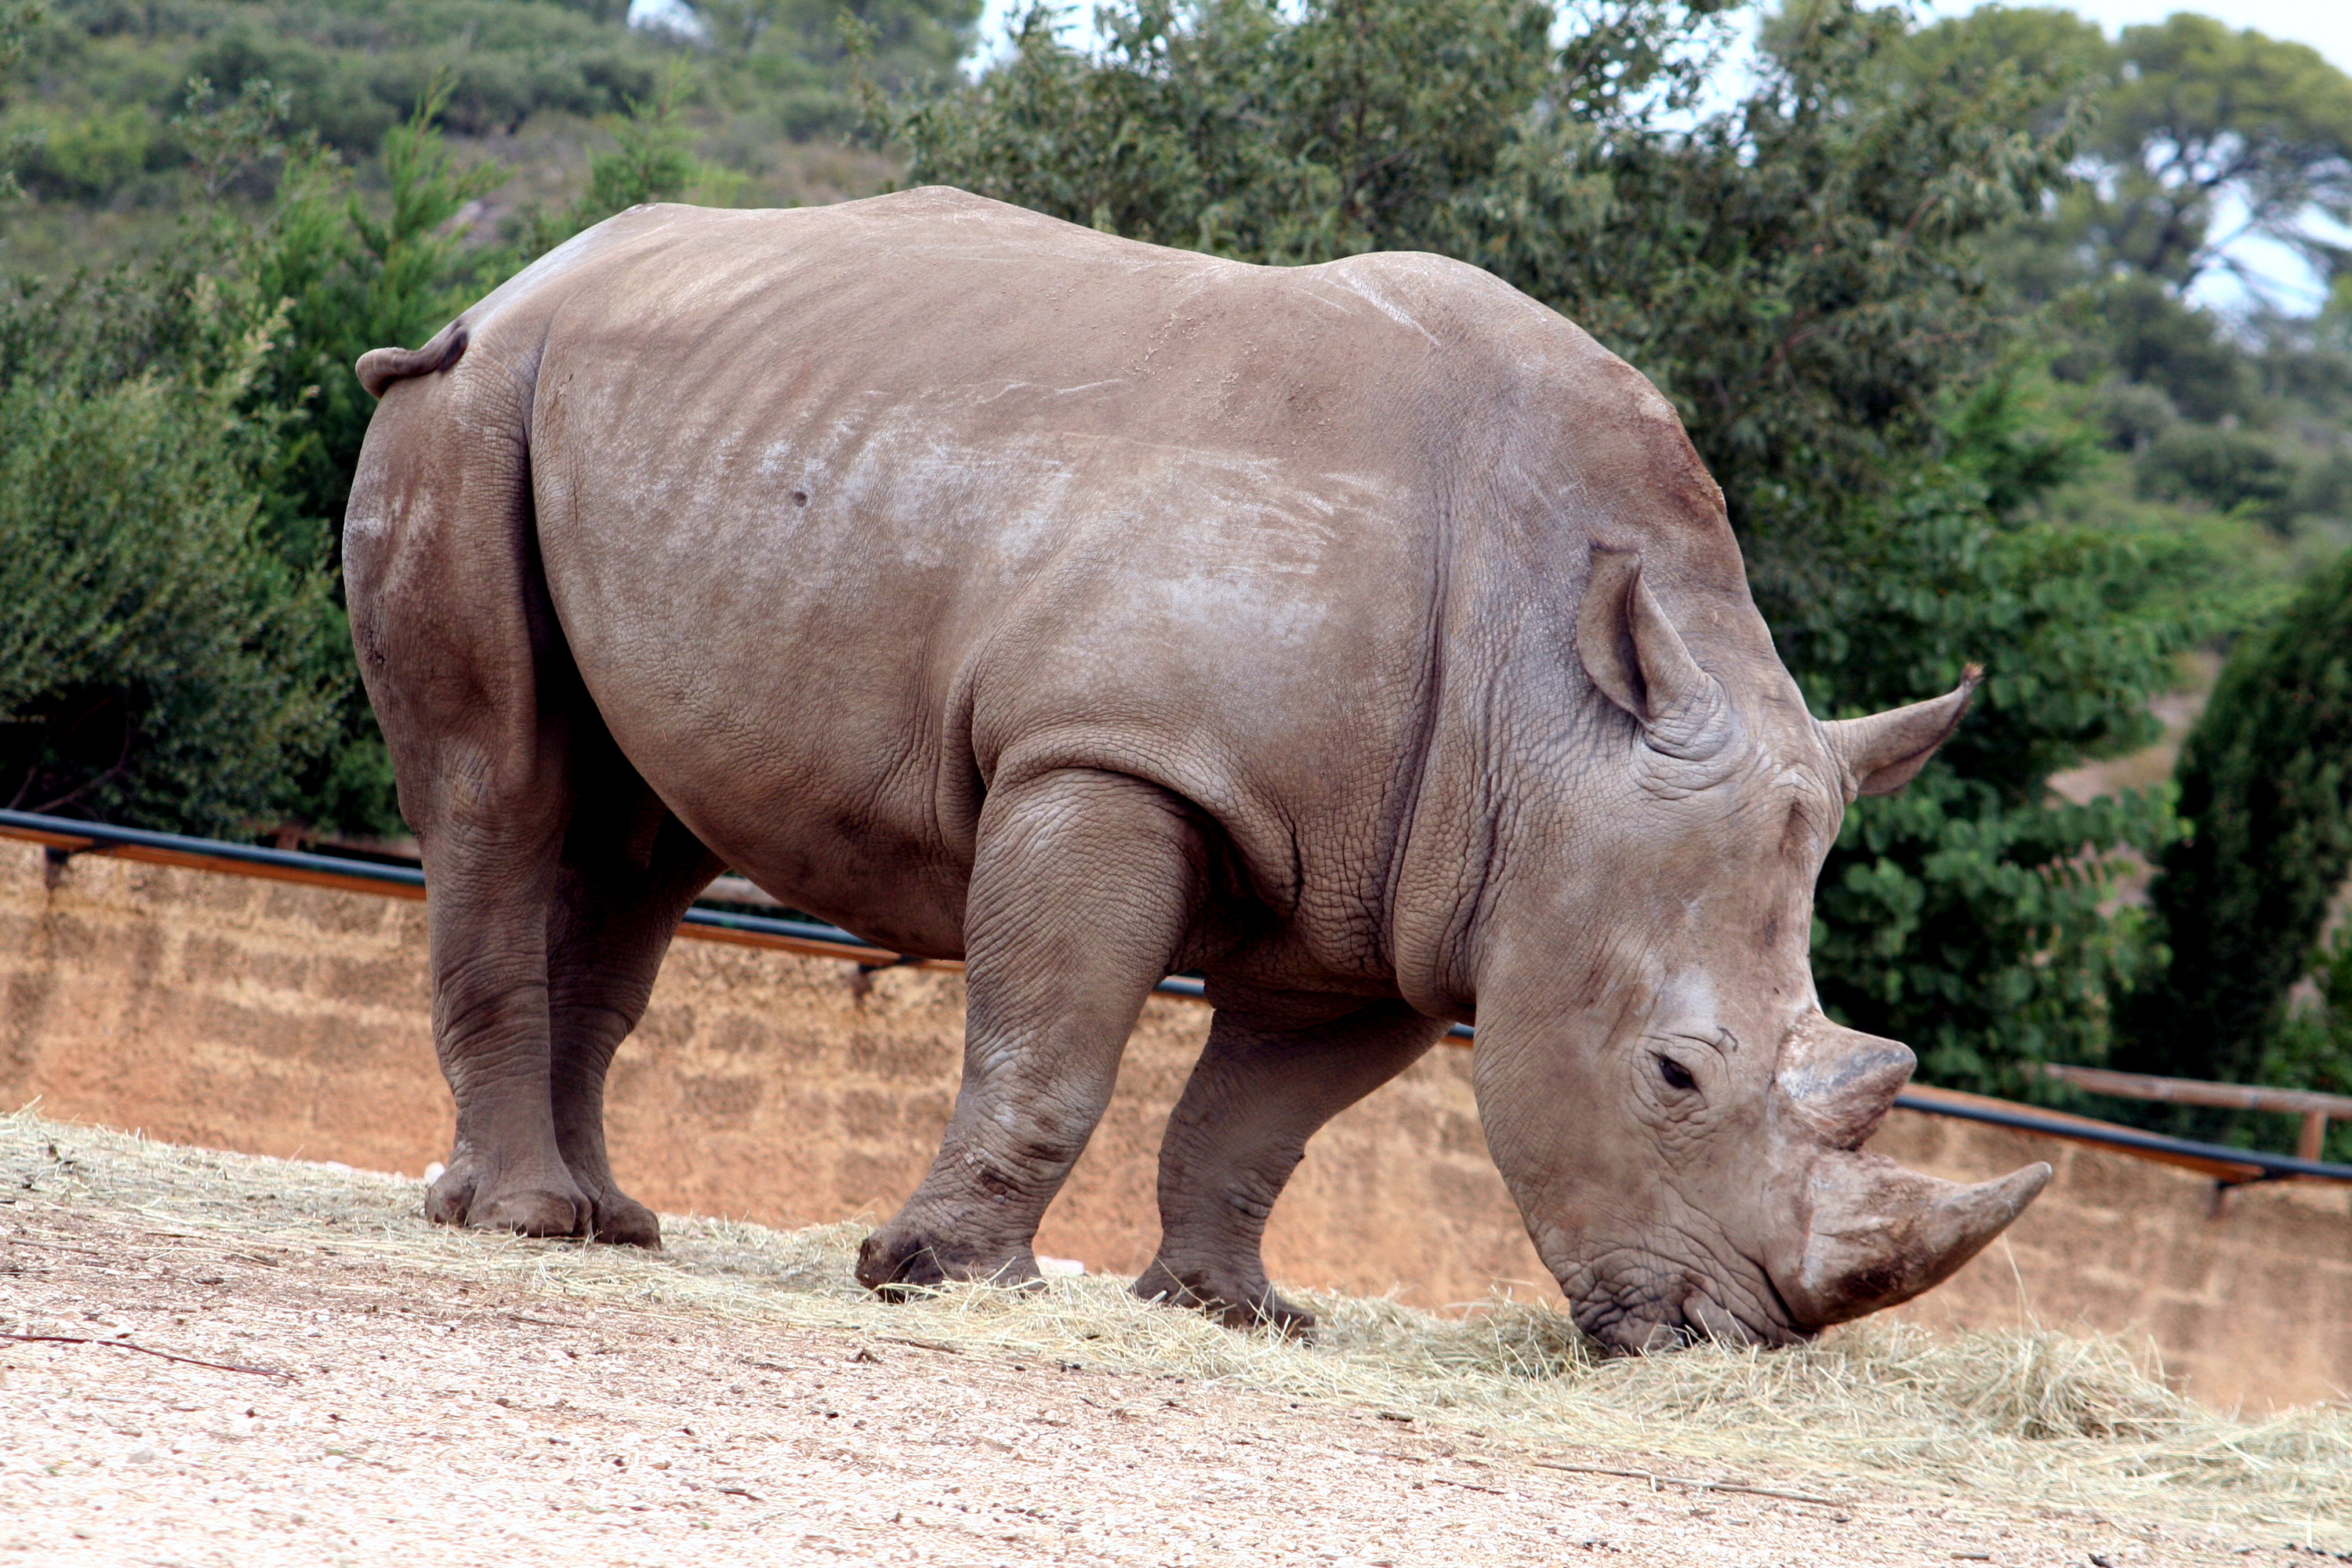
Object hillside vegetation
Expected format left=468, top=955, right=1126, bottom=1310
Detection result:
left=0, top=0, right=966, bottom=269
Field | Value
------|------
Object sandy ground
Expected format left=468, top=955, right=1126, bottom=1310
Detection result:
left=2, top=1195, right=2330, bottom=1568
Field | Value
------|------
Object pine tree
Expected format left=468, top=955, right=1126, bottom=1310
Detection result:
left=2125, top=547, right=2352, bottom=1084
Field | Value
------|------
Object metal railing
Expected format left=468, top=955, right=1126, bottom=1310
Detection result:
left=6, top=806, right=2348, bottom=1186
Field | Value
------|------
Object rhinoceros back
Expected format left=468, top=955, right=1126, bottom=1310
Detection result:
left=347, top=188, right=1715, bottom=971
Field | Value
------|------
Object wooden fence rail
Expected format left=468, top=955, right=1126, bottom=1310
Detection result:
left=2045, top=1064, right=2352, bottom=1163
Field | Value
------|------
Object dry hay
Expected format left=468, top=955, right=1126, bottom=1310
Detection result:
left=5, top=1108, right=2347, bottom=1546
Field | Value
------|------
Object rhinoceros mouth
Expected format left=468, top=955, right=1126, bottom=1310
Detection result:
left=1557, top=1244, right=1809, bottom=1354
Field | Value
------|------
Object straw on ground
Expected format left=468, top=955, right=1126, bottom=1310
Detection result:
left=4, top=1107, right=2345, bottom=1548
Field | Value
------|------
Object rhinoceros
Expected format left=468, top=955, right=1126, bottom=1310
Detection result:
left=347, top=187, right=2048, bottom=1352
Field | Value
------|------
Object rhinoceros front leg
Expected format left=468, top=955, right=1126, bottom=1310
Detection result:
left=1136, top=994, right=1445, bottom=1334
left=855, top=767, right=1207, bottom=1294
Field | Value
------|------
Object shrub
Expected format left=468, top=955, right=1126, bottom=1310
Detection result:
left=0, top=269, right=341, bottom=833
left=2136, top=426, right=2299, bottom=532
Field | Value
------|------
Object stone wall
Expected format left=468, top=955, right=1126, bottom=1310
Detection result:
left=3, top=838, right=2347, bottom=1410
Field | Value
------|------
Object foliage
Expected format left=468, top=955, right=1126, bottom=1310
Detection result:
left=879, top=0, right=1584, bottom=262
left=0, top=0, right=958, bottom=227
left=0, top=265, right=341, bottom=833
left=883, top=0, right=2201, bottom=1092
left=513, top=61, right=721, bottom=253
left=4, top=0, right=666, bottom=168
left=0, top=0, right=42, bottom=196
left=0, top=0, right=35, bottom=75
left=1798, top=404, right=2207, bottom=1090
left=2265, top=924, right=2352, bottom=1162
left=245, top=79, right=506, bottom=543
left=2091, top=13, right=2352, bottom=292
left=1903, top=8, right=2352, bottom=582
left=2123, top=546, right=2352, bottom=1090
left=2133, top=426, right=2299, bottom=532
left=1913, top=8, right=2352, bottom=297
left=174, top=74, right=294, bottom=200
left=704, top=0, right=982, bottom=136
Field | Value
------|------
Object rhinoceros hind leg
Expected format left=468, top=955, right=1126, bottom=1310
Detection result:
left=545, top=772, right=723, bottom=1250
left=1138, top=995, right=1445, bottom=1335
left=856, top=768, right=1207, bottom=1297
left=351, top=365, right=610, bottom=1247
left=398, top=681, right=593, bottom=1244
left=426, top=1160, right=589, bottom=1239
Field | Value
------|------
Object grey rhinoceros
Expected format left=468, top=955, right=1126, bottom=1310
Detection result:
left=347, top=187, right=2048, bottom=1352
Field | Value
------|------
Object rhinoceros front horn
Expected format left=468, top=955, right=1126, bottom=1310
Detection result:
left=1783, top=1152, right=2052, bottom=1328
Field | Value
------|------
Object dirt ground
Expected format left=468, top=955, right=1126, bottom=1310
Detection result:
left=3, top=1193, right=2334, bottom=1568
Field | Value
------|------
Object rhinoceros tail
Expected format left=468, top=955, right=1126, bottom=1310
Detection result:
left=356, top=321, right=470, bottom=400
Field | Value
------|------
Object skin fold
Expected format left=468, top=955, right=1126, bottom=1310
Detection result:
left=347, top=188, right=2047, bottom=1349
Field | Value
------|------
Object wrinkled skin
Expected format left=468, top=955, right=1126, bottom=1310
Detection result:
left=346, top=189, right=2047, bottom=1351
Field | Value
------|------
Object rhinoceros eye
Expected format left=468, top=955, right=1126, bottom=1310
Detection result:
left=1657, top=1055, right=1697, bottom=1092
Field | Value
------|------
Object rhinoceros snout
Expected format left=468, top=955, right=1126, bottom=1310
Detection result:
left=1554, top=1145, right=2052, bottom=1352
left=1563, top=1247, right=1813, bottom=1354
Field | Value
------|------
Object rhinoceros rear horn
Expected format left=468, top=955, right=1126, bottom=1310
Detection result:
left=1784, top=1152, right=2051, bottom=1328
left=1776, top=1012, right=1914, bottom=1149
left=1821, top=667, right=1980, bottom=797
left=1577, top=547, right=1729, bottom=759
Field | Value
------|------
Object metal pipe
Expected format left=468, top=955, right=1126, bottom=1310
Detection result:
left=2, top=808, right=427, bottom=891
left=1891, top=1089, right=2352, bottom=1185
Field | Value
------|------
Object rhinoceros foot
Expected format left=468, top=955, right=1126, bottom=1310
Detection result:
left=855, top=1223, right=1044, bottom=1298
left=1134, top=1259, right=1317, bottom=1338
left=425, top=1150, right=592, bottom=1241
left=580, top=1185, right=662, bottom=1250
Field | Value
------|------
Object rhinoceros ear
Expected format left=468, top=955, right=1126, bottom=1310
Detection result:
left=1577, top=547, right=1728, bottom=759
left=1821, top=667, right=1980, bottom=797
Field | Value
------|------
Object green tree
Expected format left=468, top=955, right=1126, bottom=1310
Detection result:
left=2123, top=547, right=2352, bottom=1091
left=172, top=75, right=295, bottom=201
left=882, top=0, right=2200, bottom=1091
left=0, top=267, right=341, bottom=833
left=247, top=83, right=506, bottom=543
left=1795, top=384, right=2206, bottom=1089
left=2090, top=13, right=2352, bottom=292
left=0, top=0, right=44, bottom=199
left=0, top=0, right=34, bottom=74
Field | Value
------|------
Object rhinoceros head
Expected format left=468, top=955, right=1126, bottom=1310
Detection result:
left=1468, top=546, right=2050, bottom=1352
